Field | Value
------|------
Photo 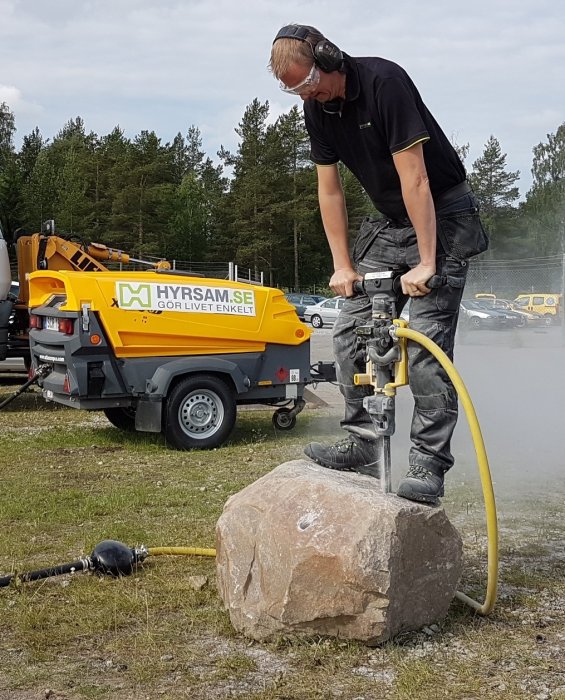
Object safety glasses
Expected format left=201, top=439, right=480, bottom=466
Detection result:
left=279, top=64, right=320, bottom=96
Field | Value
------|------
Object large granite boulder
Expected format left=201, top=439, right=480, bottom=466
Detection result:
left=216, top=459, right=463, bottom=645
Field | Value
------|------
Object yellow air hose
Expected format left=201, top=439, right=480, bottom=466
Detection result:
left=394, top=324, right=498, bottom=615
left=148, top=546, right=216, bottom=558
left=148, top=324, right=497, bottom=616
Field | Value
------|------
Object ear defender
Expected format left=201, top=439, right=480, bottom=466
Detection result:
left=273, top=25, right=344, bottom=72
left=312, top=38, right=344, bottom=72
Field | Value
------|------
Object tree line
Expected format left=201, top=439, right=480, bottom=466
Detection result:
left=0, top=99, right=563, bottom=291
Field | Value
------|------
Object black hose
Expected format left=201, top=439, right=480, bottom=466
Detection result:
left=0, top=365, right=49, bottom=410
left=0, top=374, right=39, bottom=410
left=0, top=559, right=90, bottom=587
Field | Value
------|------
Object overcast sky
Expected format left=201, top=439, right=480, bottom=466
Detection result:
left=1, top=0, right=563, bottom=197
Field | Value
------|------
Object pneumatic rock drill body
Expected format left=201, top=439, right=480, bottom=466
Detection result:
left=352, top=270, right=409, bottom=494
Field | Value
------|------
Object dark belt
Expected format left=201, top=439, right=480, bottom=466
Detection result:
left=434, top=180, right=472, bottom=210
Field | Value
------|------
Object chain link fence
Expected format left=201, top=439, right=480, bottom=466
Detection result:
left=127, top=257, right=264, bottom=285
left=8, top=254, right=264, bottom=286
left=466, top=254, right=565, bottom=301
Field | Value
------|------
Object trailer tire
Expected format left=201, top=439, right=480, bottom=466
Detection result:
left=165, top=374, right=236, bottom=450
left=272, top=407, right=296, bottom=431
left=103, top=407, right=137, bottom=432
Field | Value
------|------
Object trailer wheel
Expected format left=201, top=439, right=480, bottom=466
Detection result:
left=272, top=407, right=297, bottom=431
left=165, top=375, right=236, bottom=450
left=103, top=407, right=137, bottom=432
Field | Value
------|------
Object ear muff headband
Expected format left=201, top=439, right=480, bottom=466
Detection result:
left=273, top=25, right=344, bottom=73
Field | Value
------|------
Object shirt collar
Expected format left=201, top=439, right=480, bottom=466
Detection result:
left=342, top=54, right=360, bottom=102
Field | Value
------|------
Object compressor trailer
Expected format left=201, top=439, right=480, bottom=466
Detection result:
left=27, top=268, right=333, bottom=449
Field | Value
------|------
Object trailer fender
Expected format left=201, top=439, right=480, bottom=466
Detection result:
left=134, top=358, right=249, bottom=434
left=146, top=357, right=250, bottom=398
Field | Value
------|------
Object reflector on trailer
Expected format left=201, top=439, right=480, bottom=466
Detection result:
left=58, top=318, right=74, bottom=335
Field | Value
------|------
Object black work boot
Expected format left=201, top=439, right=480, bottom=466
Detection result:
left=304, top=436, right=379, bottom=478
left=396, top=466, right=445, bottom=506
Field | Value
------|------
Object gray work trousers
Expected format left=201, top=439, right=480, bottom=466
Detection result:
left=333, top=191, right=486, bottom=476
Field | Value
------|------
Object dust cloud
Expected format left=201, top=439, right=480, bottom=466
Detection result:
left=309, top=325, right=565, bottom=502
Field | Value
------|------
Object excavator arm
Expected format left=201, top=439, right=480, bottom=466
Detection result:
left=16, top=232, right=170, bottom=304
left=1, top=220, right=170, bottom=363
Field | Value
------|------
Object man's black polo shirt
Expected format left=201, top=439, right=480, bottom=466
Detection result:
left=304, top=55, right=466, bottom=221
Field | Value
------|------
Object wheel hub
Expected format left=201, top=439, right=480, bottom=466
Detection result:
left=179, top=391, right=223, bottom=437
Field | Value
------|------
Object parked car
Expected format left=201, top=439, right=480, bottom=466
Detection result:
left=304, top=297, right=345, bottom=328
left=490, top=298, right=548, bottom=326
left=399, top=298, right=513, bottom=329
left=472, top=299, right=524, bottom=328
left=284, top=293, right=327, bottom=320
left=459, top=300, right=514, bottom=329
left=513, top=293, right=562, bottom=325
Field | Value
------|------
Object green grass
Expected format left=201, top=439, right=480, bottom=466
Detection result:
left=0, top=381, right=564, bottom=699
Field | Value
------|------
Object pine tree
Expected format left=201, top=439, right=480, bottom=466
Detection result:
left=110, top=130, right=176, bottom=255
left=0, top=102, right=22, bottom=242
left=93, top=127, right=130, bottom=241
left=165, top=127, right=226, bottom=263
left=56, top=144, right=90, bottom=234
left=469, top=135, right=520, bottom=215
left=0, top=102, right=15, bottom=161
left=521, top=123, right=565, bottom=254
left=21, top=149, right=57, bottom=231
left=273, top=106, right=316, bottom=290
left=469, top=136, right=520, bottom=256
left=219, top=99, right=284, bottom=282
left=531, top=122, right=565, bottom=186
left=18, top=128, right=46, bottom=186
left=168, top=172, right=208, bottom=261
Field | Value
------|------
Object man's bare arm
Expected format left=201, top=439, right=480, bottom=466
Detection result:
left=317, top=164, right=362, bottom=297
left=392, top=143, right=437, bottom=296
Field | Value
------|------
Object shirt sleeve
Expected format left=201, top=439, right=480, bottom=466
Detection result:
left=376, top=77, right=430, bottom=155
left=304, top=106, right=339, bottom=166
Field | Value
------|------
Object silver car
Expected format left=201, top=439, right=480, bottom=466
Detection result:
left=304, top=297, right=345, bottom=328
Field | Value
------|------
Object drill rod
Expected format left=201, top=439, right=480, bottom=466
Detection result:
left=378, top=436, right=392, bottom=494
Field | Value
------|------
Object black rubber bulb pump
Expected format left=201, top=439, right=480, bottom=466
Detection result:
left=90, top=540, right=138, bottom=577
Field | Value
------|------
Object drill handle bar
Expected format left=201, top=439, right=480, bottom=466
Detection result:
left=352, top=273, right=445, bottom=298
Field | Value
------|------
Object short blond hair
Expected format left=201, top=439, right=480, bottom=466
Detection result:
left=269, top=24, right=324, bottom=79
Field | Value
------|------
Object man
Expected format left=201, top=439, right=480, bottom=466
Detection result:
left=270, top=24, right=488, bottom=505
